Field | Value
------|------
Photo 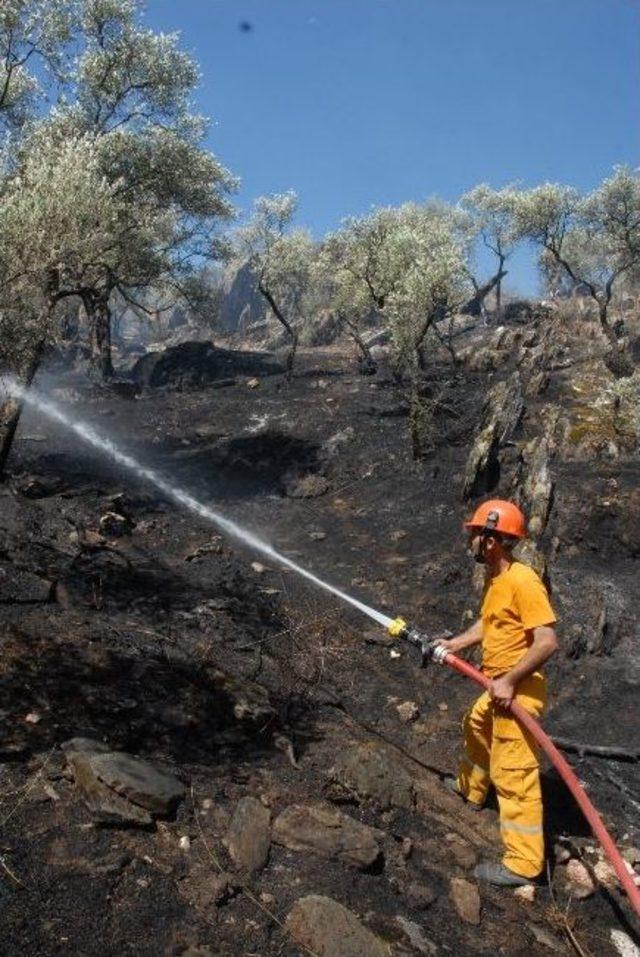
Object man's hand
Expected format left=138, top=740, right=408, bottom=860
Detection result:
left=433, top=635, right=464, bottom=654
left=489, top=674, right=516, bottom=708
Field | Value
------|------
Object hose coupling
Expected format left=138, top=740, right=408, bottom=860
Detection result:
left=388, top=617, right=435, bottom=667
left=431, top=644, right=450, bottom=665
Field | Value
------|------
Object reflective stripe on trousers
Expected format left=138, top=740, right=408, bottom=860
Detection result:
left=456, top=672, right=546, bottom=879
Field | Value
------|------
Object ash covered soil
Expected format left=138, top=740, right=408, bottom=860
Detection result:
left=1, top=335, right=639, bottom=956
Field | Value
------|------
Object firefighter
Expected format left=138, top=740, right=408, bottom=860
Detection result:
left=436, top=499, right=558, bottom=886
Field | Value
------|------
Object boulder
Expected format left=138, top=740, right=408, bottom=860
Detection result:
left=226, top=796, right=271, bottom=874
left=273, top=803, right=381, bottom=870
left=285, top=895, right=390, bottom=957
left=132, top=341, right=279, bottom=390
left=63, top=738, right=183, bottom=824
left=331, top=742, right=414, bottom=810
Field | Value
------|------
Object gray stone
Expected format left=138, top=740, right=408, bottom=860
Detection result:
left=463, top=372, right=524, bottom=500
left=273, top=803, right=381, bottom=870
left=449, top=877, right=481, bottom=925
left=285, top=474, right=330, bottom=499
left=64, top=740, right=183, bottom=823
left=332, top=743, right=414, bottom=810
left=226, top=796, right=271, bottom=874
left=285, top=895, right=390, bottom=957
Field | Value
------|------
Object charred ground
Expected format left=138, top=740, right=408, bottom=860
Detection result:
left=0, top=324, right=639, bottom=956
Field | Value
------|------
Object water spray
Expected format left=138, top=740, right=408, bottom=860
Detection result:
left=1, top=375, right=391, bottom=629
left=3, top=374, right=639, bottom=917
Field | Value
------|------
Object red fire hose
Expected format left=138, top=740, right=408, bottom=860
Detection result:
left=442, top=650, right=640, bottom=916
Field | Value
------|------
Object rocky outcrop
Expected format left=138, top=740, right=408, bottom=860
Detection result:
left=217, top=259, right=266, bottom=333
left=463, top=372, right=524, bottom=499
left=285, top=895, right=391, bottom=957
left=273, top=803, right=381, bottom=870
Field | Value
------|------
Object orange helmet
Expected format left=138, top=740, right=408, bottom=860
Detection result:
left=464, top=499, right=527, bottom=539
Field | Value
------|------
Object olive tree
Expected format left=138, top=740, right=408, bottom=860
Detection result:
left=0, top=131, right=169, bottom=471
left=325, top=202, right=470, bottom=373
left=515, top=168, right=640, bottom=372
left=0, top=0, right=75, bottom=133
left=314, top=236, right=379, bottom=373
left=234, top=192, right=315, bottom=377
left=459, top=183, right=521, bottom=316
left=36, top=0, right=235, bottom=376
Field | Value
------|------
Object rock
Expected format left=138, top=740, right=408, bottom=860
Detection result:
left=178, top=864, right=237, bottom=912
left=309, top=530, right=326, bottom=541
left=99, top=512, right=133, bottom=537
left=594, top=859, right=618, bottom=890
left=518, top=411, right=559, bottom=539
left=246, top=377, right=260, bottom=389
left=285, top=895, right=390, bottom=957
left=394, top=916, right=437, bottom=955
left=179, top=836, right=191, bottom=852
left=251, top=562, right=267, bottom=574
left=0, top=563, right=53, bottom=604
left=405, top=880, right=438, bottom=910
left=24, top=712, right=42, bottom=724
left=396, top=701, right=420, bottom=723
left=449, top=877, right=481, bottom=925
left=514, top=884, right=536, bottom=903
left=331, top=742, right=414, bottom=810
left=554, top=843, right=571, bottom=864
left=463, top=372, right=524, bottom=500
left=226, top=796, right=271, bottom=874
left=285, top=474, right=330, bottom=499
left=273, top=803, right=381, bottom=870
left=622, top=847, right=640, bottom=867
left=131, top=340, right=279, bottom=389
left=610, top=929, right=640, bottom=957
left=565, top=859, right=596, bottom=898
left=63, top=739, right=183, bottom=824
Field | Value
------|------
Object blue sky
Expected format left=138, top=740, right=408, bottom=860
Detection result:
left=144, top=0, right=639, bottom=294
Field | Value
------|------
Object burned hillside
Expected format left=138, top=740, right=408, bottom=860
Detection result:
left=0, top=311, right=639, bottom=956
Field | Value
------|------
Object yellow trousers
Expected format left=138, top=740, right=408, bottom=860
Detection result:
left=456, top=672, right=546, bottom=879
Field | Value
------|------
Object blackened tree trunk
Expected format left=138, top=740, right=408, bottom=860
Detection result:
left=84, top=291, right=114, bottom=379
left=258, top=280, right=298, bottom=380
left=0, top=337, right=46, bottom=478
left=338, top=312, right=377, bottom=374
left=461, top=268, right=507, bottom=318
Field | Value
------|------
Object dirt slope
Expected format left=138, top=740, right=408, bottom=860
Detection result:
left=0, top=331, right=639, bottom=956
